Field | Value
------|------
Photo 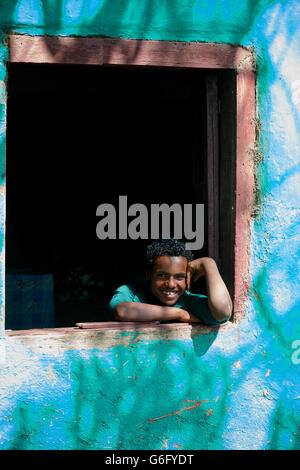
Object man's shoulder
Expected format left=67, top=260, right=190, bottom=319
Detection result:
left=183, top=290, right=207, bottom=299
left=114, top=284, right=135, bottom=294
left=112, top=282, right=148, bottom=302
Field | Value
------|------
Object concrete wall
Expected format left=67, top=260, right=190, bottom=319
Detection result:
left=0, top=0, right=300, bottom=450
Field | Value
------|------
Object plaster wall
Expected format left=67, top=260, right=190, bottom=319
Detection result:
left=0, top=0, right=299, bottom=450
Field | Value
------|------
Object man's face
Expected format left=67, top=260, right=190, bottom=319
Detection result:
left=148, top=255, right=187, bottom=306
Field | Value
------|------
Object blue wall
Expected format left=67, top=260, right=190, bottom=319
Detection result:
left=0, top=0, right=299, bottom=450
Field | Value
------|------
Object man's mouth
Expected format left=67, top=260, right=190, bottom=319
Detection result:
left=160, top=290, right=178, bottom=299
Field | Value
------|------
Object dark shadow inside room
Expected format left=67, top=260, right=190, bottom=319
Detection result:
left=5, top=63, right=208, bottom=329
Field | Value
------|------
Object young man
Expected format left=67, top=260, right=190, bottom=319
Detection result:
left=109, top=239, right=232, bottom=325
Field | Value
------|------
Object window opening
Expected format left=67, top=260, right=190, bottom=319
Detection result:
left=6, top=63, right=215, bottom=330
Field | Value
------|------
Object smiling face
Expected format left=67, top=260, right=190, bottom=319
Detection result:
left=148, top=255, right=188, bottom=306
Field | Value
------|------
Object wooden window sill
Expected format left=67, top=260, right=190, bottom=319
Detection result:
left=5, top=321, right=229, bottom=337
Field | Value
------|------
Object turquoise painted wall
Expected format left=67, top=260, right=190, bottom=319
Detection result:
left=0, top=0, right=300, bottom=450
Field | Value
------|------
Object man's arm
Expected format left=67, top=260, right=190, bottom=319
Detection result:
left=187, top=257, right=232, bottom=322
left=114, top=302, right=202, bottom=323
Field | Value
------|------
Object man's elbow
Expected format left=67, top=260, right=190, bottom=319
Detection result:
left=113, top=303, right=129, bottom=321
left=220, top=309, right=232, bottom=322
left=211, top=301, right=232, bottom=322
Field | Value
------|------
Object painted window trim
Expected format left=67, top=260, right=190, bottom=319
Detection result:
left=5, top=34, right=256, bottom=335
left=5, top=321, right=230, bottom=338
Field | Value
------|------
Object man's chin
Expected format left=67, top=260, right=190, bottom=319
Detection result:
left=158, top=295, right=179, bottom=306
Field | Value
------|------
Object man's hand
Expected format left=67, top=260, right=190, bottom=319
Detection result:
left=186, top=258, right=208, bottom=290
left=186, top=257, right=232, bottom=322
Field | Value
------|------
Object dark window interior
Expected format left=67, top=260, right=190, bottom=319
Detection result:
left=5, top=63, right=210, bottom=329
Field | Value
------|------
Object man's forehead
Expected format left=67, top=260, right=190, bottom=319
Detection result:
left=153, top=255, right=188, bottom=271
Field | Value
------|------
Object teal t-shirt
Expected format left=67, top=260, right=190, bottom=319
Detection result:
left=109, top=283, right=227, bottom=326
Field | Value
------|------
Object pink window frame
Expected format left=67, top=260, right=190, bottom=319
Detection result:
left=7, top=34, right=256, bottom=329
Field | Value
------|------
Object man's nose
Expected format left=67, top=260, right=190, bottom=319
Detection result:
left=166, top=277, right=176, bottom=288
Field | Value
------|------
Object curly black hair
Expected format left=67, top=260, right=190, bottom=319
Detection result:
left=144, top=239, right=193, bottom=270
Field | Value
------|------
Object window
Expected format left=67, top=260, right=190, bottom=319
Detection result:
left=5, top=35, right=256, bottom=332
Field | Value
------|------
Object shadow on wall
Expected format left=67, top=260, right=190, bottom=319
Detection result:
left=4, top=336, right=231, bottom=450
left=191, top=326, right=220, bottom=357
left=3, top=328, right=298, bottom=450
left=1, top=0, right=300, bottom=451
left=248, top=1, right=300, bottom=449
left=1, top=0, right=279, bottom=63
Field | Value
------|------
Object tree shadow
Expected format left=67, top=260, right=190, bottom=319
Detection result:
left=1, top=0, right=300, bottom=451
left=190, top=324, right=220, bottom=357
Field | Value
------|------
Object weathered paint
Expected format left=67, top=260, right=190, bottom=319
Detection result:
left=0, top=0, right=300, bottom=450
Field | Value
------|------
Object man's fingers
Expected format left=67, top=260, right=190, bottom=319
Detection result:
left=186, top=271, right=191, bottom=290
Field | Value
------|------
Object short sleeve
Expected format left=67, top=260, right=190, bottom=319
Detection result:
left=183, top=291, right=228, bottom=326
left=109, top=284, right=137, bottom=312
